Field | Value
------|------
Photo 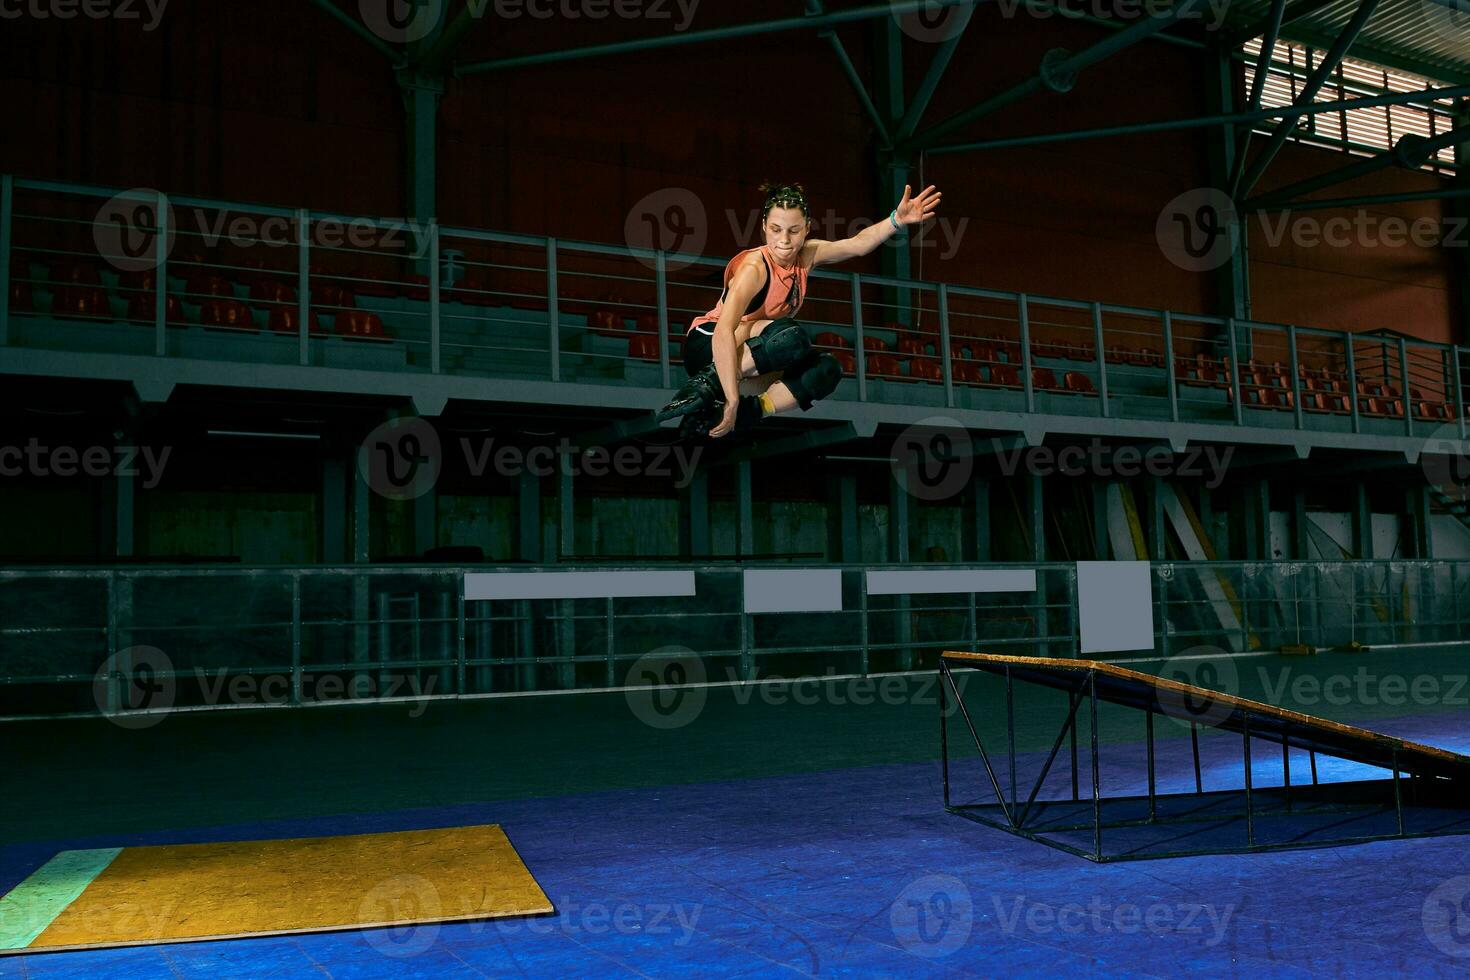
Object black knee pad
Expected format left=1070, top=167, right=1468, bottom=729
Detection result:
left=783, top=351, right=843, bottom=410
left=746, top=317, right=812, bottom=374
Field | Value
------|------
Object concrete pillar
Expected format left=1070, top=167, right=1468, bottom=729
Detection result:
left=115, top=462, right=134, bottom=559
left=518, top=469, right=541, bottom=562
left=414, top=490, right=436, bottom=558
left=827, top=472, right=859, bottom=563
left=1408, top=485, right=1432, bottom=559
left=322, top=456, right=347, bottom=564
left=1091, top=481, right=1110, bottom=560
left=1028, top=472, right=1045, bottom=562
left=965, top=477, right=991, bottom=562
left=737, top=461, right=754, bottom=558
left=557, top=463, right=574, bottom=562
left=1352, top=483, right=1373, bottom=559
left=1292, top=488, right=1310, bottom=560
left=680, top=467, right=710, bottom=559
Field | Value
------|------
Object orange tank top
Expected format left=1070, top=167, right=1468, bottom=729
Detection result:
left=688, top=243, right=810, bottom=335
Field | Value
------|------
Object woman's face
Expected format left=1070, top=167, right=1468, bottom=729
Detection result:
left=764, top=205, right=808, bottom=266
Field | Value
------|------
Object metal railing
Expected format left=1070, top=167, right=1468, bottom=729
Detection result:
left=3, top=175, right=1465, bottom=440
left=1, top=560, right=1465, bottom=721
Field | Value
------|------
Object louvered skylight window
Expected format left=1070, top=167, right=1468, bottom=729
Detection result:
left=1241, top=38, right=1460, bottom=175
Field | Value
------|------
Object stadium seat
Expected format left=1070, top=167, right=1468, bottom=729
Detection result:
left=54, top=285, right=110, bottom=321
left=185, top=274, right=234, bottom=300
left=866, top=353, right=901, bottom=379
left=907, top=357, right=943, bottom=382
left=634, top=313, right=660, bottom=334
left=897, top=337, right=930, bottom=358
left=334, top=309, right=388, bottom=339
left=862, top=335, right=890, bottom=353
left=200, top=298, right=255, bottom=331
left=628, top=334, right=660, bottom=361
left=813, top=331, right=850, bottom=349
left=268, top=306, right=325, bottom=336
left=832, top=349, right=856, bottom=375
left=1032, top=367, right=1062, bottom=392
left=1064, top=371, right=1097, bottom=395
left=47, top=258, right=102, bottom=286
left=952, top=360, right=982, bottom=385
left=991, top=363, right=1021, bottom=388
left=127, top=290, right=188, bottom=326
left=9, top=278, right=34, bottom=313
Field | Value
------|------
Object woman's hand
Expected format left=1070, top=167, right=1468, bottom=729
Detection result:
left=895, top=184, right=942, bottom=228
left=707, top=400, right=739, bottom=438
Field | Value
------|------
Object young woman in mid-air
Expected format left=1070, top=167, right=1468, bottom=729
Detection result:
left=656, top=180, right=943, bottom=438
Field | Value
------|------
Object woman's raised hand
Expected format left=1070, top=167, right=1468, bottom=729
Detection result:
left=895, top=184, right=942, bottom=227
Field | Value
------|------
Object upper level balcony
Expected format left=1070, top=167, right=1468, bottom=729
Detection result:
left=3, top=176, right=1465, bottom=459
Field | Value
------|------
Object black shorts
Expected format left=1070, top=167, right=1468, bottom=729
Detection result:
left=682, top=326, right=714, bottom=375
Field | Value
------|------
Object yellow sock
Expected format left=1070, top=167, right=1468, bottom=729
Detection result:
left=758, top=392, right=776, bottom=416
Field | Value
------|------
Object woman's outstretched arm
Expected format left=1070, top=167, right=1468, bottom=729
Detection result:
left=807, top=184, right=942, bottom=269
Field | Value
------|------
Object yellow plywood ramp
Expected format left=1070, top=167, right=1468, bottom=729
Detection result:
left=2, top=824, right=551, bottom=955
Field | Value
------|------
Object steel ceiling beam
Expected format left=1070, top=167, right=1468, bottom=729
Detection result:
left=919, top=83, right=1470, bottom=155
left=1237, top=0, right=1383, bottom=199
left=1247, top=122, right=1470, bottom=209
left=905, top=0, right=1208, bottom=152
left=417, top=1, right=490, bottom=74
left=455, top=0, right=982, bottom=76
left=894, top=4, right=976, bottom=143
left=306, top=0, right=405, bottom=66
left=1229, top=0, right=1288, bottom=198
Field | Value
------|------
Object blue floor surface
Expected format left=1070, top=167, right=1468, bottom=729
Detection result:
left=4, top=711, right=1470, bottom=977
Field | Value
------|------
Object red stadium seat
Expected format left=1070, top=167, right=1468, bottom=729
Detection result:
left=54, top=285, right=110, bottom=321
left=814, top=331, right=851, bottom=349
left=1032, top=367, right=1062, bottom=392
left=951, top=360, right=982, bottom=385
left=48, top=259, right=102, bottom=287
left=185, top=274, right=234, bottom=300
left=1064, top=371, right=1097, bottom=395
left=907, top=358, right=943, bottom=382
left=127, top=291, right=188, bottom=327
left=268, top=305, right=325, bottom=336
left=634, top=313, right=660, bottom=334
left=832, top=349, right=856, bottom=375
left=866, top=353, right=901, bottom=378
left=200, top=298, right=254, bottom=331
left=991, top=363, right=1021, bottom=388
left=9, top=278, right=33, bottom=314
left=897, top=336, right=934, bottom=358
left=628, top=334, right=661, bottom=361
left=334, top=309, right=388, bottom=339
